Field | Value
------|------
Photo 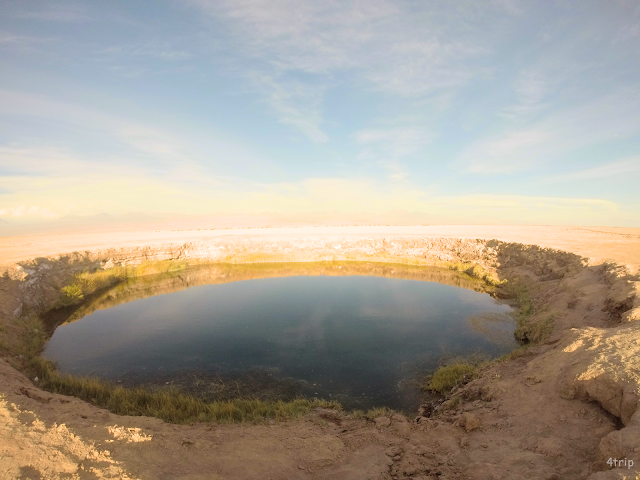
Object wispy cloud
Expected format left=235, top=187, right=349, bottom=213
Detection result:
left=355, top=127, right=436, bottom=180
left=499, top=70, right=551, bottom=120
left=0, top=89, right=188, bottom=162
left=491, top=0, right=523, bottom=15
left=188, top=0, right=501, bottom=139
left=355, top=128, right=436, bottom=157
left=252, top=74, right=328, bottom=143
left=12, top=4, right=88, bottom=22
left=547, top=157, right=640, bottom=182
left=0, top=89, right=274, bottom=183
left=438, top=194, right=618, bottom=211
left=0, top=146, right=81, bottom=175
left=1, top=161, right=630, bottom=226
left=100, top=43, right=193, bottom=61
left=0, top=31, right=58, bottom=52
left=429, top=193, right=631, bottom=225
left=462, top=130, right=552, bottom=174
left=461, top=89, right=640, bottom=174
left=1, top=1, right=638, bottom=227
left=0, top=205, right=57, bottom=218
left=200, top=0, right=494, bottom=92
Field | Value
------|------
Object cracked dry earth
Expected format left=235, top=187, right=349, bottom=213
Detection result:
left=1, top=225, right=640, bottom=480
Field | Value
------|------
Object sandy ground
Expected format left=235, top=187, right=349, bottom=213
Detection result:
left=1, top=225, right=639, bottom=271
left=1, top=225, right=639, bottom=480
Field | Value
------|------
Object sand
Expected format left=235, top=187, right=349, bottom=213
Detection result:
left=1, top=224, right=639, bottom=480
left=1, top=224, right=639, bottom=271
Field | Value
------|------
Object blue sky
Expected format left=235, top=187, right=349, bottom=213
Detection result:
left=1, top=0, right=639, bottom=226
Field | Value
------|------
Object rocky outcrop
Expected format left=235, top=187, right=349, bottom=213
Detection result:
left=557, top=324, right=640, bottom=426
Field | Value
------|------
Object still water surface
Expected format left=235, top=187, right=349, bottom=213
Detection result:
left=44, top=265, right=516, bottom=411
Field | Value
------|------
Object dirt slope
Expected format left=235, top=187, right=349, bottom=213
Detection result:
left=1, top=225, right=639, bottom=480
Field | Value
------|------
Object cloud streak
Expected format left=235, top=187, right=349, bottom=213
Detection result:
left=252, top=74, right=328, bottom=143
left=11, top=4, right=88, bottom=22
left=188, top=0, right=503, bottom=140
left=0, top=206, right=57, bottom=218
left=100, top=43, right=193, bottom=61
left=1, top=1, right=639, bottom=228
left=547, top=158, right=640, bottom=182
left=0, top=146, right=631, bottom=226
left=460, top=88, right=640, bottom=174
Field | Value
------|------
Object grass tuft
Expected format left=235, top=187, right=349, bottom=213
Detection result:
left=27, top=356, right=340, bottom=424
left=445, top=261, right=506, bottom=286
left=364, top=406, right=392, bottom=419
left=515, top=315, right=554, bottom=344
left=496, top=280, right=554, bottom=344
left=501, top=281, right=534, bottom=319
left=15, top=312, right=341, bottom=424
left=18, top=315, right=48, bottom=359
left=494, top=345, right=531, bottom=363
left=421, top=362, right=478, bottom=395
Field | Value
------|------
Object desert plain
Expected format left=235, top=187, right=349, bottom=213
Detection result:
left=1, top=224, right=639, bottom=480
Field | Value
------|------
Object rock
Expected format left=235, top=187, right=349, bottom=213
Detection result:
left=385, top=446, right=401, bottom=457
left=622, top=307, right=640, bottom=322
left=374, top=416, right=391, bottom=428
left=418, top=401, right=441, bottom=417
left=459, top=413, right=482, bottom=432
left=604, top=279, right=640, bottom=319
left=401, top=464, right=419, bottom=476
left=440, top=399, right=458, bottom=411
left=594, top=424, right=640, bottom=471
left=558, top=323, right=640, bottom=426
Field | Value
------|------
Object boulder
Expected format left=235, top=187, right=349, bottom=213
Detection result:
left=459, top=412, right=482, bottom=432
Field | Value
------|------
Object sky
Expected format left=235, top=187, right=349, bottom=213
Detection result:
left=1, top=0, right=639, bottom=228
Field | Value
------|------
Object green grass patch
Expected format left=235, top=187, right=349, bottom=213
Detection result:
left=16, top=313, right=340, bottom=424
left=494, top=345, right=531, bottom=363
left=59, top=260, right=188, bottom=306
left=515, top=315, right=554, bottom=344
left=364, top=406, right=392, bottom=419
left=494, top=280, right=546, bottom=343
left=445, top=261, right=505, bottom=286
left=18, top=315, right=48, bottom=359
left=500, top=281, right=534, bottom=320
left=25, top=355, right=340, bottom=424
left=498, top=280, right=554, bottom=344
left=421, top=362, right=478, bottom=395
